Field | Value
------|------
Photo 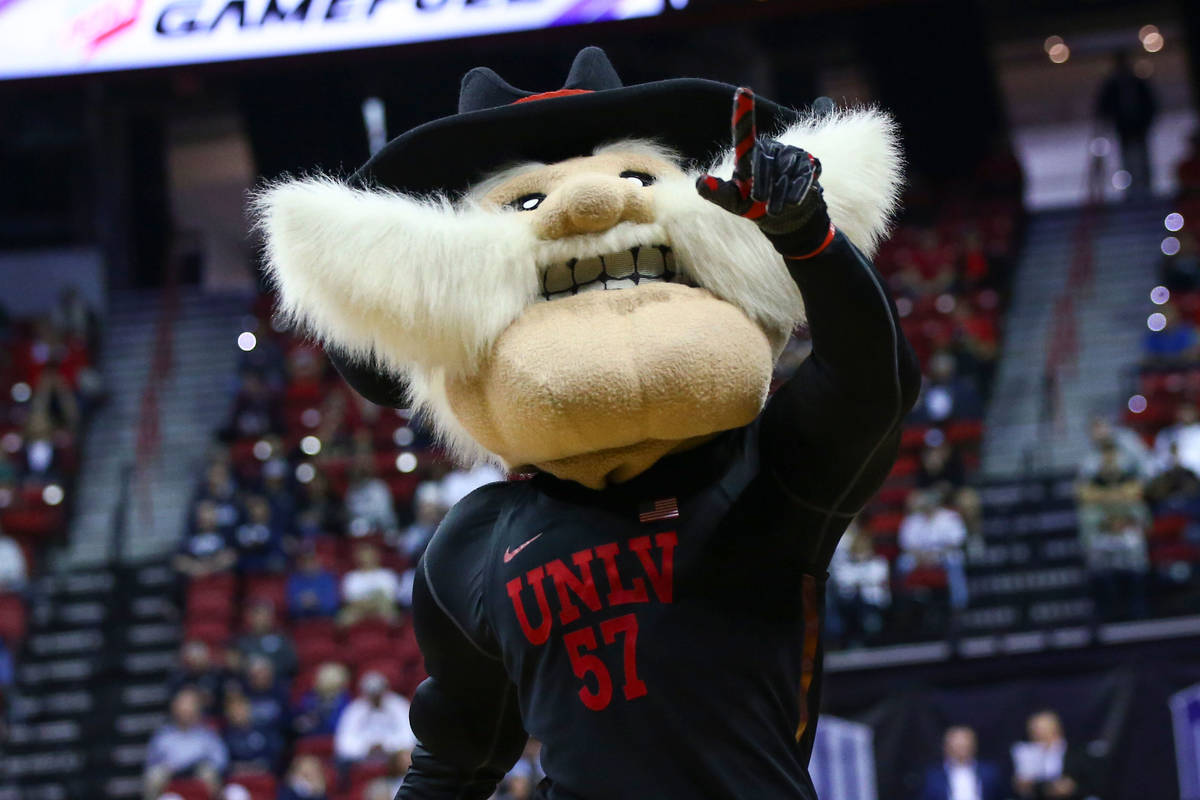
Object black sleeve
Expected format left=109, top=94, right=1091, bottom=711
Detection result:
left=397, top=492, right=528, bottom=800
left=760, top=230, right=922, bottom=514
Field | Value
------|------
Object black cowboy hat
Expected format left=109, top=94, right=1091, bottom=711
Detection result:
left=352, top=46, right=802, bottom=196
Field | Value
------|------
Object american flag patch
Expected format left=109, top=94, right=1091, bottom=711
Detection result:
left=638, top=498, right=679, bottom=523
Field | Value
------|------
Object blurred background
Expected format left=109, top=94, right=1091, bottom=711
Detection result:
left=1, top=0, right=1200, bottom=799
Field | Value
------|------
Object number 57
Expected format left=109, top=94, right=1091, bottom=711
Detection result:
left=563, top=613, right=648, bottom=712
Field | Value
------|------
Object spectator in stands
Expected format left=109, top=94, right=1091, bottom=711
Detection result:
left=1083, top=416, right=1154, bottom=481
left=439, top=462, right=505, bottom=508
left=918, top=725, right=1005, bottom=800
left=278, top=754, right=328, bottom=800
left=1144, top=441, right=1200, bottom=514
left=223, top=369, right=283, bottom=441
left=898, top=488, right=969, bottom=611
left=223, top=690, right=283, bottom=773
left=826, top=522, right=890, bottom=649
left=235, top=601, right=297, bottom=677
left=167, top=640, right=231, bottom=714
left=50, top=286, right=98, bottom=350
left=1011, top=710, right=1102, bottom=800
left=232, top=494, right=289, bottom=574
left=1161, top=232, right=1200, bottom=292
left=174, top=501, right=237, bottom=579
left=1143, top=303, right=1200, bottom=364
left=334, top=670, right=415, bottom=765
left=394, top=481, right=446, bottom=562
left=143, top=687, right=228, bottom=800
left=344, top=456, right=398, bottom=536
left=1096, top=51, right=1158, bottom=199
left=917, top=440, right=983, bottom=540
left=1154, top=402, right=1200, bottom=475
left=911, top=351, right=983, bottom=424
left=949, top=300, right=999, bottom=397
left=339, top=541, right=401, bottom=626
left=293, top=661, right=351, bottom=738
left=259, top=458, right=296, bottom=533
left=497, top=740, right=544, bottom=800
left=363, top=750, right=413, bottom=800
left=287, top=545, right=339, bottom=619
left=0, top=526, right=27, bottom=590
left=20, top=410, right=67, bottom=479
left=1075, top=441, right=1150, bottom=621
left=240, top=654, right=290, bottom=731
left=296, top=468, right=339, bottom=538
left=198, top=460, right=241, bottom=530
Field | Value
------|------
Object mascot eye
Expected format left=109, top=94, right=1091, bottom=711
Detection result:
left=620, top=171, right=655, bottom=186
left=511, top=193, right=546, bottom=211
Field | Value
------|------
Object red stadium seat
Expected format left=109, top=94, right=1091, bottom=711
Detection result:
left=902, top=565, right=948, bottom=591
left=185, top=617, right=232, bottom=648
left=946, top=419, right=984, bottom=445
left=226, top=772, right=276, bottom=800
left=0, top=593, right=26, bottom=645
left=163, top=778, right=212, bottom=800
left=243, top=574, right=288, bottom=613
left=348, top=761, right=389, bottom=795
left=867, top=512, right=903, bottom=537
left=296, top=634, right=342, bottom=670
left=1150, top=514, right=1187, bottom=542
left=294, top=734, right=336, bottom=759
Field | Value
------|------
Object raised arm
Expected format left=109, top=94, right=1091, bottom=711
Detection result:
left=398, top=496, right=528, bottom=800
left=698, top=89, right=920, bottom=514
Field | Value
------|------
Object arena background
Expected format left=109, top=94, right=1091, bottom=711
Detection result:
left=2, top=1, right=1200, bottom=799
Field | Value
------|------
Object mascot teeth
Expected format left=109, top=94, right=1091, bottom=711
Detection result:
left=539, top=245, right=679, bottom=300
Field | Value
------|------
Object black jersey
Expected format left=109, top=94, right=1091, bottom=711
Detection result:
left=398, top=232, right=921, bottom=800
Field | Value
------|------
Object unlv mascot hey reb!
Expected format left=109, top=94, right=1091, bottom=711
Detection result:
left=256, top=47, right=919, bottom=800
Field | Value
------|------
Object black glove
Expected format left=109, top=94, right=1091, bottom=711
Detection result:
left=697, top=88, right=833, bottom=259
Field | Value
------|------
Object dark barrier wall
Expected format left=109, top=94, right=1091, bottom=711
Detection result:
left=823, top=636, right=1200, bottom=800
left=858, top=0, right=1008, bottom=181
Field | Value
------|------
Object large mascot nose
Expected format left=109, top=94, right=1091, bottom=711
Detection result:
left=536, top=176, right=652, bottom=239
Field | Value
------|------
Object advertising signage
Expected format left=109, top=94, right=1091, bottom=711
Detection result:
left=0, top=0, right=675, bottom=80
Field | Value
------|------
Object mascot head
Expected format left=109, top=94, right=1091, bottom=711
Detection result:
left=255, top=47, right=902, bottom=488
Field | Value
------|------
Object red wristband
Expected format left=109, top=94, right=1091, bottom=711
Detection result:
left=785, top=223, right=837, bottom=261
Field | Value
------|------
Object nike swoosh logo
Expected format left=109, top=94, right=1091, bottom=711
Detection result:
left=503, top=533, right=543, bottom=564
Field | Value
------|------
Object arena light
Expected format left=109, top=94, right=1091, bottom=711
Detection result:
left=895, top=297, right=913, bottom=318
left=1048, top=43, right=1070, bottom=64
left=1151, top=286, right=1171, bottom=305
left=1162, top=236, right=1181, bottom=256
left=300, top=435, right=321, bottom=456
left=1135, top=58, right=1155, bottom=79
left=1112, top=170, right=1132, bottom=191
left=1043, top=35, right=1064, bottom=53
left=295, top=462, right=316, bottom=484
left=0, top=432, right=21, bottom=453
left=237, top=331, right=257, bottom=352
left=10, top=382, right=31, bottom=403
left=393, top=426, right=415, bottom=447
left=1148, top=312, right=1167, bottom=331
left=300, top=408, right=321, bottom=428
left=1138, top=24, right=1160, bottom=42
left=1142, top=31, right=1164, bottom=53
left=935, top=294, right=956, bottom=314
left=0, top=487, right=11, bottom=508
left=42, top=484, right=64, bottom=506
left=923, top=428, right=945, bottom=448
left=252, top=440, right=273, bottom=461
left=396, top=452, right=418, bottom=473
left=1128, top=394, right=1148, bottom=414
left=1089, top=138, right=1111, bottom=157
left=1165, top=212, right=1185, bottom=232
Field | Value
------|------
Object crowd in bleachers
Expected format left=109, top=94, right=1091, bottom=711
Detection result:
left=1100, top=131, right=1200, bottom=622
left=821, top=153, right=1023, bottom=648
left=0, top=287, right=102, bottom=737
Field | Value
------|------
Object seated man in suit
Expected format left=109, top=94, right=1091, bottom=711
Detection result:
left=919, top=725, right=1005, bottom=800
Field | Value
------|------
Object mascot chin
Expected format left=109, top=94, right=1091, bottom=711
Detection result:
left=256, top=47, right=920, bottom=800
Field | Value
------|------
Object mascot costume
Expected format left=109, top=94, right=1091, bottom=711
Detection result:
left=256, top=47, right=920, bottom=799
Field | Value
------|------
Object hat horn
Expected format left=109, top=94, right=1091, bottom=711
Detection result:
left=564, top=46, right=623, bottom=91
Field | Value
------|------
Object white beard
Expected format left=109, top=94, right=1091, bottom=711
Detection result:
left=252, top=106, right=902, bottom=467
